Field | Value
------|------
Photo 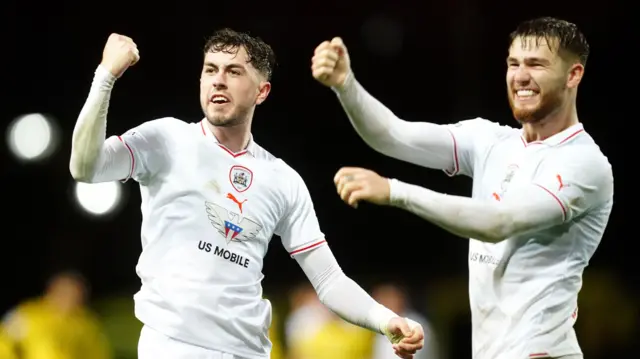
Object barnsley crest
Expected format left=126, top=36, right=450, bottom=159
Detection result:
left=229, top=165, right=253, bottom=192
left=205, top=201, right=262, bottom=243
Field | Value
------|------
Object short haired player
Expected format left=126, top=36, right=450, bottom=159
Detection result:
left=312, top=17, right=613, bottom=359
left=69, top=28, right=424, bottom=359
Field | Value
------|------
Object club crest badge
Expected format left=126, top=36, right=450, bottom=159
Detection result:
left=229, top=165, right=253, bottom=193
left=500, top=164, right=519, bottom=192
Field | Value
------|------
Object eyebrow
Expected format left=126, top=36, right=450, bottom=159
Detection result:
left=203, top=62, right=247, bottom=70
left=506, top=57, right=551, bottom=66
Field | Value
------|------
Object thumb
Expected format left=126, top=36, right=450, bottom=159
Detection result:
left=330, top=37, right=345, bottom=54
left=398, top=320, right=413, bottom=337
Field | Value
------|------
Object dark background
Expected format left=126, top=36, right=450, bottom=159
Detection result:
left=2, top=1, right=636, bottom=358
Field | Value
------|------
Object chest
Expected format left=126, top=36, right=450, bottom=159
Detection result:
left=162, top=142, right=288, bottom=240
left=473, top=141, right=552, bottom=201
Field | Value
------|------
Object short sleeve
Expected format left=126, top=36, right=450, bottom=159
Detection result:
left=115, top=117, right=175, bottom=184
left=527, top=150, right=614, bottom=223
left=275, top=168, right=326, bottom=257
left=444, top=118, right=518, bottom=177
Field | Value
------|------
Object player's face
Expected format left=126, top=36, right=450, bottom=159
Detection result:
left=506, top=36, right=573, bottom=123
left=200, top=46, right=271, bottom=127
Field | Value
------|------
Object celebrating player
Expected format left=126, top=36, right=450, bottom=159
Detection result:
left=69, top=29, right=424, bottom=359
left=312, top=17, right=612, bottom=359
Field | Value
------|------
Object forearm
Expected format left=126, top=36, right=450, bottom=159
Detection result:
left=332, top=73, right=398, bottom=150
left=388, top=179, right=564, bottom=243
left=321, top=275, right=398, bottom=334
left=389, top=179, right=510, bottom=243
left=295, top=245, right=397, bottom=334
left=332, top=74, right=453, bottom=170
left=69, top=65, right=116, bottom=181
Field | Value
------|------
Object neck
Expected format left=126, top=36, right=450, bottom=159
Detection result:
left=522, top=102, right=578, bottom=142
left=207, top=120, right=252, bottom=153
left=44, top=295, right=76, bottom=314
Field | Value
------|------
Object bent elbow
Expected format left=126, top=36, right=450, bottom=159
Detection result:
left=361, top=133, right=403, bottom=158
left=363, top=137, right=392, bottom=155
left=69, top=159, right=94, bottom=183
left=69, top=166, right=89, bottom=183
left=479, top=210, right=515, bottom=243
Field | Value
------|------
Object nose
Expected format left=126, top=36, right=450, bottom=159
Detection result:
left=513, top=65, right=531, bottom=84
left=211, top=72, right=228, bottom=89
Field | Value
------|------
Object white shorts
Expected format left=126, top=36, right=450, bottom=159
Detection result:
left=138, top=325, right=243, bottom=359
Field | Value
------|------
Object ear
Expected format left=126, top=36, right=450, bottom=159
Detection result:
left=566, top=62, right=584, bottom=89
left=256, top=81, right=271, bottom=105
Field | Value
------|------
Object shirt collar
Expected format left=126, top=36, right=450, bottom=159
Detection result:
left=200, top=119, right=256, bottom=157
left=520, top=122, right=584, bottom=147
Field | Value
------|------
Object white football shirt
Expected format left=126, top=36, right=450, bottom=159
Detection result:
left=115, top=118, right=326, bottom=359
left=445, top=119, right=614, bottom=359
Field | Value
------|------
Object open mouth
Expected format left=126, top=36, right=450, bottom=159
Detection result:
left=210, top=94, right=230, bottom=104
left=514, top=89, right=539, bottom=101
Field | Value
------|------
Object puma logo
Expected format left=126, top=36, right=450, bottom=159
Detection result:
left=227, top=192, right=248, bottom=213
left=556, top=174, right=566, bottom=191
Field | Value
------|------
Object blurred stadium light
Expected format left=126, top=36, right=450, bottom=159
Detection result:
left=74, top=181, right=124, bottom=217
left=6, top=113, right=60, bottom=162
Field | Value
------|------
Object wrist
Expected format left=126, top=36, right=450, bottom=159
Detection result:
left=388, top=178, right=408, bottom=207
left=368, top=303, right=398, bottom=335
left=331, top=70, right=355, bottom=94
left=95, top=64, right=117, bottom=86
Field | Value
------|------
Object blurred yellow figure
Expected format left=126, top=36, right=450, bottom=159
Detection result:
left=268, top=305, right=284, bottom=359
left=285, top=284, right=374, bottom=359
left=1, top=271, right=112, bottom=359
left=290, top=319, right=374, bottom=359
left=0, top=329, right=18, bottom=359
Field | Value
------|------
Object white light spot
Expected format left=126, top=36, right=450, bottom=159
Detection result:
left=74, top=181, right=122, bottom=216
left=7, top=113, right=56, bottom=161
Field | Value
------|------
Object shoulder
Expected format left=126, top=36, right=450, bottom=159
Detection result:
left=556, top=134, right=613, bottom=181
left=1, top=299, right=40, bottom=338
left=447, top=117, right=521, bottom=146
left=274, top=159, right=307, bottom=188
left=126, top=117, right=193, bottom=137
left=450, top=117, right=519, bottom=134
left=546, top=135, right=614, bottom=201
left=10, top=299, right=41, bottom=315
left=76, top=309, right=104, bottom=329
left=250, top=141, right=279, bottom=162
left=251, top=142, right=306, bottom=184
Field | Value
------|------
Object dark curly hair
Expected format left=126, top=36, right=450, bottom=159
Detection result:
left=203, top=28, right=276, bottom=80
left=510, top=17, right=589, bottom=66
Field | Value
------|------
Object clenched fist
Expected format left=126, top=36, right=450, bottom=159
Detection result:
left=384, top=317, right=425, bottom=359
left=100, top=33, right=140, bottom=78
left=311, top=37, right=351, bottom=88
left=334, top=167, right=391, bottom=208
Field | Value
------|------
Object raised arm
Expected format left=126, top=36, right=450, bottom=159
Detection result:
left=69, top=34, right=139, bottom=183
left=312, top=38, right=454, bottom=171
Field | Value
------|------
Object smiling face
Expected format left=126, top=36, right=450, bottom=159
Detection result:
left=199, top=45, right=271, bottom=128
left=506, top=36, right=575, bottom=123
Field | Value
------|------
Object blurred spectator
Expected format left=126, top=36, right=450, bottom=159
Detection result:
left=371, top=283, right=439, bottom=359
left=1, top=271, right=112, bottom=359
left=285, top=283, right=374, bottom=359
left=268, top=301, right=285, bottom=359
left=0, top=328, right=18, bottom=359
